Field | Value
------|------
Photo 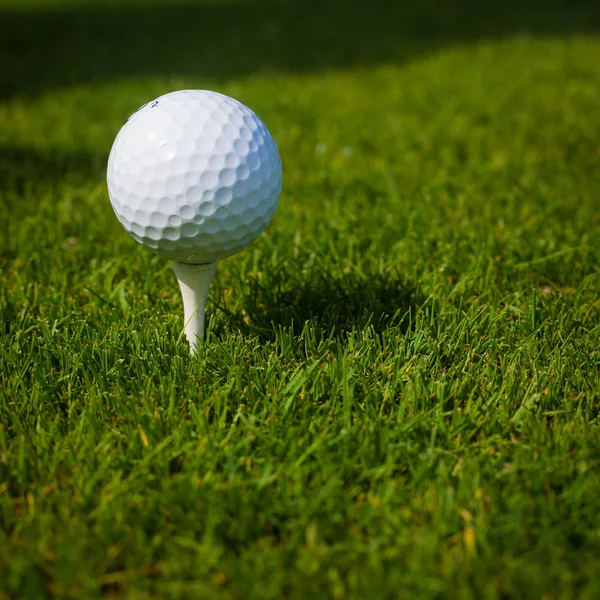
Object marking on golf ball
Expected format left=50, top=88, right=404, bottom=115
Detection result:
left=127, top=99, right=160, bottom=122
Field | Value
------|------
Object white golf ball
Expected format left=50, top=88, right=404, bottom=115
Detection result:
left=107, top=90, right=282, bottom=264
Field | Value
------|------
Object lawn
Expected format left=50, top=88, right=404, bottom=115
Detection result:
left=1, top=0, right=599, bottom=598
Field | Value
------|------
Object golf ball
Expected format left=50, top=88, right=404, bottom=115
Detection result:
left=107, top=90, right=282, bottom=264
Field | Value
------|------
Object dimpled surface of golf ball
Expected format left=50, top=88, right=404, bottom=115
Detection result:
left=107, top=90, right=282, bottom=264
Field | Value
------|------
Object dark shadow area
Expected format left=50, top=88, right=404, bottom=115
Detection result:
left=0, top=145, right=107, bottom=258
left=218, top=268, right=420, bottom=342
left=0, top=144, right=107, bottom=247
left=1, top=0, right=598, bottom=99
left=0, top=145, right=105, bottom=193
left=0, top=145, right=107, bottom=184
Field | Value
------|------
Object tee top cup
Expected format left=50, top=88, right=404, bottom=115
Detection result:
left=107, top=90, right=283, bottom=352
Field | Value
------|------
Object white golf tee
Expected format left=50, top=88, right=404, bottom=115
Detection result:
left=172, top=261, right=218, bottom=354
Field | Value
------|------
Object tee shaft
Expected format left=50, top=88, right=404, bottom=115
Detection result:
left=172, top=261, right=218, bottom=354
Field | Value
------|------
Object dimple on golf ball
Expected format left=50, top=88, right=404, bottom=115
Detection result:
left=107, top=90, right=282, bottom=264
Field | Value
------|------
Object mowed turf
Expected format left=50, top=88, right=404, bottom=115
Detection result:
left=1, top=0, right=599, bottom=598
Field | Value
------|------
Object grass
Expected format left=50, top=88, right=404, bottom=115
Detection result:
left=1, top=0, right=599, bottom=598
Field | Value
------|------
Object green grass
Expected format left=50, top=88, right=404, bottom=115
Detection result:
left=1, top=0, right=600, bottom=598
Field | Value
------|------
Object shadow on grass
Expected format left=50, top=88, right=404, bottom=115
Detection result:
left=0, top=146, right=106, bottom=192
left=1, top=0, right=598, bottom=99
left=0, top=145, right=108, bottom=238
left=219, top=267, right=420, bottom=342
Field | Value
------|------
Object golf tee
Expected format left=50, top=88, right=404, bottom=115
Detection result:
left=172, top=261, right=218, bottom=354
